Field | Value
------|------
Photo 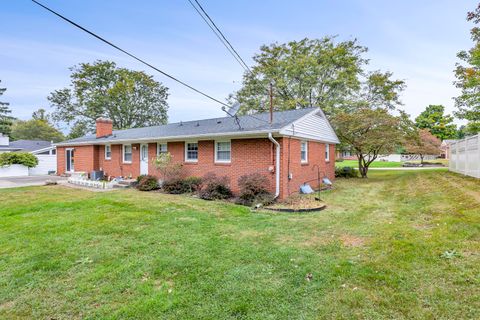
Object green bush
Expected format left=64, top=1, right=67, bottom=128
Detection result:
left=199, top=173, right=232, bottom=200
left=162, top=176, right=203, bottom=194
left=184, top=176, right=203, bottom=192
left=136, top=174, right=147, bottom=183
left=335, top=166, right=358, bottom=178
left=236, top=173, right=274, bottom=206
left=162, top=178, right=189, bottom=194
left=136, top=175, right=159, bottom=191
left=0, top=152, right=38, bottom=168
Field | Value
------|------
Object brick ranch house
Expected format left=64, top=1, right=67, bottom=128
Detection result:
left=56, top=107, right=339, bottom=199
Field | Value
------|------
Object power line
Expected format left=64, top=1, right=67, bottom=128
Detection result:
left=186, top=0, right=275, bottom=124
left=187, top=0, right=252, bottom=74
left=31, top=0, right=229, bottom=108
left=186, top=0, right=248, bottom=73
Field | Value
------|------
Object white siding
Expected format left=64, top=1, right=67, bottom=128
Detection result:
left=28, top=155, right=57, bottom=176
left=279, top=110, right=339, bottom=143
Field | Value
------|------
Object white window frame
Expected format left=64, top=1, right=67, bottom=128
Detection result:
left=325, top=143, right=330, bottom=162
left=157, top=143, right=168, bottom=155
left=123, top=144, right=132, bottom=163
left=185, top=141, right=198, bottom=162
left=300, top=140, right=308, bottom=163
left=215, top=140, right=231, bottom=163
left=105, top=144, right=111, bottom=160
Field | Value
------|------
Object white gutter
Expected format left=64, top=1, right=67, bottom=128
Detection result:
left=268, top=132, right=281, bottom=199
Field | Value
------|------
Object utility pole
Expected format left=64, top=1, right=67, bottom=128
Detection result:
left=269, top=82, right=273, bottom=124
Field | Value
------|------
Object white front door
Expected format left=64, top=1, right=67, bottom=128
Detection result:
left=140, top=144, right=149, bottom=175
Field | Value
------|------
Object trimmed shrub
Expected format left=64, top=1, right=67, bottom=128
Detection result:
left=162, top=178, right=189, bottom=194
left=335, top=166, right=358, bottom=178
left=136, top=175, right=159, bottom=191
left=184, top=176, right=202, bottom=192
left=136, top=174, right=147, bottom=183
left=199, top=173, right=232, bottom=200
left=236, top=173, right=274, bottom=206
left=162, top=176, right=202, bottom=194
left=0, top=152, right=38, bottom=168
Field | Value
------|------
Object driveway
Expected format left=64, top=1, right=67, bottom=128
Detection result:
left=0, top=175, right=67, bottom=189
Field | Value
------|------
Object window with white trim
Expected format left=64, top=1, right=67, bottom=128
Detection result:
left=105, top=145, right=111, bottom=160
left=215, top=141, right=231, bottom=163
left=123, top=144, right=132, bottom=163
left=300, top=140, right=308, bottom=163
left=157, top=143, right=167, bottom=155
left=325, top=143, right=330, bottom=162
left=185, top=142, right=198, bottom=162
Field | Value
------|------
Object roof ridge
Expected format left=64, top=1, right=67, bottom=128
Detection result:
left=113, top=107, right=317, bottom=134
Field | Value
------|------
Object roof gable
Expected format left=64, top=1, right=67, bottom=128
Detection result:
left=279, top=109, right=340, bottom=143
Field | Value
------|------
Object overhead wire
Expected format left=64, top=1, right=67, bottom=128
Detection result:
left=31, top=0, right=230, bottom=108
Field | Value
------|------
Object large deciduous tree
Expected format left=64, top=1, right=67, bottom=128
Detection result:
left=48, top=60, right=169, bottom=133
left=415, top=105, right=457, bottom=140
left=332, top=108, right=408, bottom=178
left=11, top=109, right=64, bottom=142
left=454, top=4, right=480, bottom=123
left=405, top=129, right=441, bottom=164
left=232, top=37, right=405, bottom=117
left=0, top=81, right=14, bottom=136
left=232, top=37, right=368, bottom=114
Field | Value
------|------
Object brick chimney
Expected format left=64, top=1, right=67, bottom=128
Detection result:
left=96, top=118, right=113, bottom=138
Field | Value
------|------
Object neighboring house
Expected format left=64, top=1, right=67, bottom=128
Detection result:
left=55, top=107, right=339, bottom=199
left=440, top=139, right=457, bottom=160
left=0, top=133, right=57, bottom=176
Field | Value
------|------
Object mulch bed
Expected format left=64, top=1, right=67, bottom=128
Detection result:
left=264, top=194, right=327, bottom=213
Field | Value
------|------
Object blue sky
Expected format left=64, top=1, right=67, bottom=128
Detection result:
left=0, top=0, right=476, bottom=131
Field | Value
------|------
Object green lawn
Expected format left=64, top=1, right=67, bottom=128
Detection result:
left=336, top=160, right=403, bottom=168
left=0, top=170, right=479, bottom=319
left=335, top=159, right=449, bottom=168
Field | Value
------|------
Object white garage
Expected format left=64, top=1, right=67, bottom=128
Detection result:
left=0, top=135, right=57, bottom=177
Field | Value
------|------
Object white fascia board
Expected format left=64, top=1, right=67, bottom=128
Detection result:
left=30, top=145, right=56, bottom=154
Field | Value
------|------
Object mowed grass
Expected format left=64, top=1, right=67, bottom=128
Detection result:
left=335, top=159, right=449, bottom=168
left=336, top=160, right=403, bottom=168
left=0, top=170, right=479, bottom=319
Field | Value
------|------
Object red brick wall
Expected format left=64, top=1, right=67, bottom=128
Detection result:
left=57, top=137, right=335, bottom=199
left=98, top=144, right=140, bottom=178
left=56, top=145, right=100, bottom=174
left=148, top=139, right=276, bottom=194
left=280, top=138, right=335, bottom=198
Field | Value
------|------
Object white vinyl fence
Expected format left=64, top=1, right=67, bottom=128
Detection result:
left=449, top=134, right=480, bottom=178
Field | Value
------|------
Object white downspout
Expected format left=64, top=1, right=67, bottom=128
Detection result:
left=268, top=133, right=280, bottom=199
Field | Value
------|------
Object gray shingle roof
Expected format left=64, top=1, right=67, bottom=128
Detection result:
left=58, top=107, right=319, bottom=145
left=8, top=140, right=53, bottom=152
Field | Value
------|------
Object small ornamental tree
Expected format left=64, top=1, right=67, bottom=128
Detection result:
left=405, top=129, right=441, bottom=164
left=332, top=108, right=407, bottom=178
left=151, top=152, right=182, bottom=181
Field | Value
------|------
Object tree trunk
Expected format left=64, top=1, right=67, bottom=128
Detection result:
left=420, top=154, right=424, bottom=164
left=358, top=155, right=368, bottom=178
